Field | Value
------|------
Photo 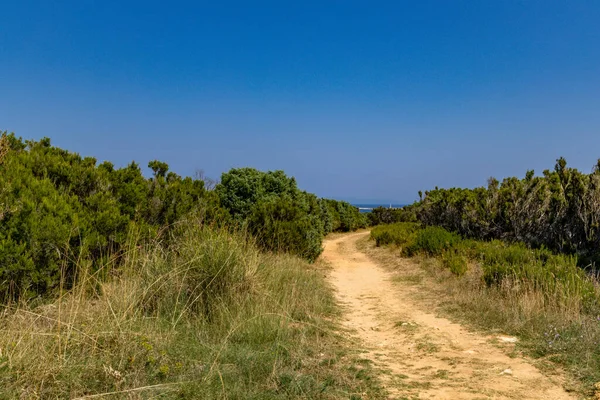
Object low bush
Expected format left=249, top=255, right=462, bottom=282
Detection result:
left=370, top=222, right=420, bottom=248
left=475, top=241, right=598, bottom=311
left=247, top=196, right=324, bottom=262
left=371, top=223, right=599, bottom=311
left=441, top=252, right=468, bottom=276
left=406, top=226, right=461, bottom=256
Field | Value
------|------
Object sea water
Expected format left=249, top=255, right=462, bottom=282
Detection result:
left=353, top=204, right=406, bottom=213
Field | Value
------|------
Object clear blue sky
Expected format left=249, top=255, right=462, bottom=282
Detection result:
left=1, top=1, right=600, bottom=203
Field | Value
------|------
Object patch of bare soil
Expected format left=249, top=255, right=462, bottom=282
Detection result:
left=322, top=232, right=575, bottom=400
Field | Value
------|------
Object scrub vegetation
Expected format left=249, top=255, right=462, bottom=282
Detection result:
left=0, top=132, right=366, bottom=302
left=417, top=157, right=600, bottom=266
left=0, top=132, right=377, bottom=399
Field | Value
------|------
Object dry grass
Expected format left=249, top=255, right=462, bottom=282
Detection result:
left=0, top=223, right=383, bottom=399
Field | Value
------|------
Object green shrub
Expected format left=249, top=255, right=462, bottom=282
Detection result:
left=476, top=241, right=598, bottom=310
left=371, top=223, right=595, bottom=306
left=442, top=252, right=468, bottom=276
left=370, top=222, right=420, bottom=248
left=320, top=199, right=367, bottom=233
left=216, top=168, right=298, bottom=221
left=247, top=196, right=324, bottom=262
left=215, top=168, right=366, bottom=262
left=0, top=133, right=219, bottom=301
left=406, top=226, right=461, bottom=256
left=372, top=230, right=394, bottom=247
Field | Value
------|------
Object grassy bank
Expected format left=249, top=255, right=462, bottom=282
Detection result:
left=368, top=222, right=600, bottom=396
left=0, top=220, right=382, bottom=399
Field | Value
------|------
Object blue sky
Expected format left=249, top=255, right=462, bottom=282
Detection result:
left=1, top=1, right=600, bottom=203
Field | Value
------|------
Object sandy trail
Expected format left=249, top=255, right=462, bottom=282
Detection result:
left=322, top=232, right=575, bottom=400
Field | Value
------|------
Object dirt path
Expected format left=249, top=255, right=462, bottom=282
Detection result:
left=322, top=232, right=575, bottom=400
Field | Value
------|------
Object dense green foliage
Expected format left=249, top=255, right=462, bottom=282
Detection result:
left=215, top=168, right=299, bottom=221
left=216, top=168, right=366, bottom=261
left=0, top=132, right=365, bottom=300
left=0, top=133, right=224, bottom=301
left=247, top=195, right=325, bottom=262
left=370, top=223, right=461, bottom=257
left=371, top=223, right=598, bottom=307
left=416, top=158, right=600, bottom=265
left=321, top=198, right=369, bottom=232
left=407, top=226, right=462, bottom=256
left=370, top=222, right=420, bottom=247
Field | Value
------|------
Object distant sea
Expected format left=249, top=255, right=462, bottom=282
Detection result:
left=353, top=204, right=406, bottom=213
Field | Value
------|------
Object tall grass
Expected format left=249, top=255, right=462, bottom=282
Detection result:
left=0, top=220, right=381, bottom=399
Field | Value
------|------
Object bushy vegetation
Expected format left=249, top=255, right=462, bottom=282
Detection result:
left=0, top=133, right=365, bottom=300
left=371, top=223, right=461, bottom=258
left=416, top=158, right=600, bottom=266
left=247, top=195, right=325, bottom=262
left=0, top=133, right=223, bottom=302
left=406, top=226, right=462, bottom=257
left=321, top=199, right=369, bottom=232
left=440, top=252, right=468, bottom=277
left=370, top=222, right=420, bottom=248
left=0, top=220, right=382, bottom=398
left=0, top=131, right=380, bottom=398
left=371, top=223, right=598, bottom=300
left=216, top=168, right=367, bottom=261
left=367, top=206, right=417, bottom=226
